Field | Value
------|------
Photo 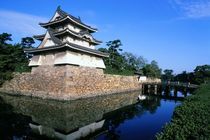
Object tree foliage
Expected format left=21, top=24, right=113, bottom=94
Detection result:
left=0, top=33, right=32, bottom=85
left=162, top=69, right=174, bottom=81
left=174, top=65, right=210, bottom=84
left=106, top=40, right=124, bottom=71
left=99, top=39, right=162, bottom=77
left=142, top=60, right=162, bottom=78
left=21, top=37, right=35, bottom=48
left=0, top=33, right=12, bottom=45
left=122, top=52, right=146, bottom=71
left=98, top=39, right=149, bottom=76
left=194, top=65, right=210, bottom=84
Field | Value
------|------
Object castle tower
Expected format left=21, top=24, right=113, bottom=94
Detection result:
left=24, top=6, right=108, bottom=71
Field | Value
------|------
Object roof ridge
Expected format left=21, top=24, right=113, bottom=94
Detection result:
left=56, top=6, right=82, bottom=23
left=56, top=6, right=68, bottom=18
left=39, top=7, right=98, bottom=32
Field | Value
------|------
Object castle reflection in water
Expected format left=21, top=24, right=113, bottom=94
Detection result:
left=0, top=85, right=192, bottom=140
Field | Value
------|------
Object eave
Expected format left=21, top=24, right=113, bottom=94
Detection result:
left=55, top=28, right=102, bottom=45
left=33, top=35, right=45, bottom=41
left=39, top=16, right=97, bottom=33
left=24, top=42, right=109, bottom=58
left=34, top=28, right=102, bottom=45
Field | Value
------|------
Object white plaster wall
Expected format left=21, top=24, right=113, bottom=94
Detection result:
left=38, top=32, right=56, bottom=48
left=44, top=39, right=56, bottom=47
left=54, top=51, right=106, bottom=68
left=41, top=54, right=55, bottom=65
left=54, top=51, right=80, bottom=66
left=64, top=36, right=95, bottom=49
left=74, top=39, right=80, bottom=46
left=29, top=54, right=55, bottom=66
left=29, top=55, right=41, bottom=66
left=66, top=24, right=81, bottom=33
left=81, top=40, right=89, bottom=48
left=90, top=44, right=95, bottom=49
left=139, top=76, right=147, bottom=81
left=29, top=52, right=106, bottom=68
left=66, top=36, right=74, bottom=43
left=95, top=57, right=106, bottom=68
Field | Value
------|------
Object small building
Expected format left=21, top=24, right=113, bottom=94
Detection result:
left=25, top=6, right=108, bottom=71
left=134, top=71, right=147, bottom=81
left=139, top=76, right=147, bottom=81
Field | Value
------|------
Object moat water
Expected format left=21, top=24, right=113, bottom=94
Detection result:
left=0, top=86, right=193, bottom=140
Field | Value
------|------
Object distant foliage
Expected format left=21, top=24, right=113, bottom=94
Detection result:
left=161, top=69, right=174, bottom=81
left=122, top=52, right=147, bottom=72
left=142, top=60, right=162, bottom=78
left=21, top=37, right=35, bottom=48
left=156, top=83, right=210, bottom=139
left=0, top=33, right=33, bottom=85
left=174, top=65, right=210, bottom=84
left=161, top=65, right=210, bottom=85
left=98, top=39, right=149, bottom=76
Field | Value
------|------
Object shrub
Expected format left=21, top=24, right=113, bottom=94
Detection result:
left=156, top=83, right=210, bottom=140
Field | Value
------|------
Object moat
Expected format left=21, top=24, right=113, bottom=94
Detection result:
left=0, top=86, right=193, bottom=140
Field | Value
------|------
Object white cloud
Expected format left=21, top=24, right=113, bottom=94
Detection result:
left=0, top=9, right=48, bottom=39
left=169, top=0, right=210, bottom=19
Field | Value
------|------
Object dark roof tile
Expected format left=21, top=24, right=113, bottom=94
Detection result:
left=40, top=6, right=97, bottom=32
left=24, top=42, right=109, bottom=58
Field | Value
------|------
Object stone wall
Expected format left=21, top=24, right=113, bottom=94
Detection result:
left=0, top=65, right=141, bottom=100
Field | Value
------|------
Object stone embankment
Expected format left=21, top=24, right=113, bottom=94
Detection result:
left=0, top=65, right=143, bottom=100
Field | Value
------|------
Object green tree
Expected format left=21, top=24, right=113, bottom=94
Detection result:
left=174, top=71, right=188, bottom=82
left=98, top=40, right=159, bottom=76
left=0, top=33, right=12, bottom=45
left=142, top=60, right=161, bottom=78
left=21, top=37, right=35, bottom=59
left=0, top=33, right=13, bottom=83
left=122, top=52, right=146, bottom=71
left=106, top=39, right=124, bottom=70
left=0, top=33, right=31, bottom=85
left=194, top=65, right=210, bottom=84
left=21, top=37, right=35, bottom=48
left=99, top=39, right=127, bottom=75
left=162, top=69, right=174, bottom=81
left=174, top=65, right=210, bottom=84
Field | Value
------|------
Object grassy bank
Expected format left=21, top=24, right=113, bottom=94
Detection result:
left=156, top=83, right=210, bottom=140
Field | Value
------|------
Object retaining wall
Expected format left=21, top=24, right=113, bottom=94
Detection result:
left=0, top=65, right=141, bottom=100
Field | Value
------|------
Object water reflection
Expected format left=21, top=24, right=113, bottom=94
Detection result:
left=0, top=86, right=192, bottom=140
left=0, top=92, right=140, bottom=139
left=0, top=97, right=31, bottom=140
left=95, top=96, right=180, bottom=140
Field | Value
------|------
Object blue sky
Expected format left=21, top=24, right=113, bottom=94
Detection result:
left=0, top=0, right=210, bottom=74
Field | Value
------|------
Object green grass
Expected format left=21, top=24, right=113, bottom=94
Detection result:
left=156, top=83, right=210, bottom=140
